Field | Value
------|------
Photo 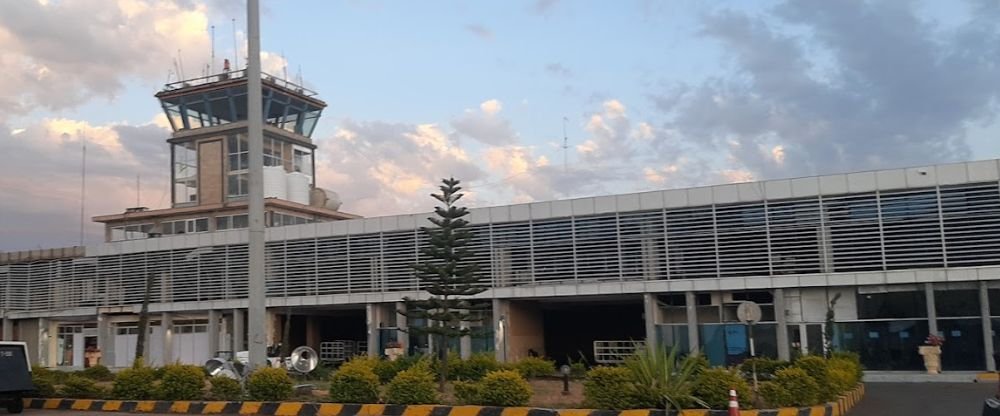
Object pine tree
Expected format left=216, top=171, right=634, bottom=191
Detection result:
left=403, top=178, right=490, bottom=391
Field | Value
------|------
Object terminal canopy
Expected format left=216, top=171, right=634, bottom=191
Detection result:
left=156, top=71, right=325, bottom=138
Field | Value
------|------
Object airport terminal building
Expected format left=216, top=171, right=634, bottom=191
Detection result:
left=3, top=70, right=1000, bottom=373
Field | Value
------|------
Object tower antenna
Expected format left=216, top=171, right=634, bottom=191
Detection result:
left=296, top=64, right=303, bottom=86
left=136, top=173, right=141, bottom=208
left=282, top=50, right=288, bottom=81
left=79, top=131, right=87, bottom=246
left=210, top=25, right=216, bottom=75
left=562, top=116, right=569, bottom=172
left=176, top=49, right=186, bottom=80
left=232, top=18, right=239, bottom=70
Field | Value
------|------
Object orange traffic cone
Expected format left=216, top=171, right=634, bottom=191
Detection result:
left=728, top=389, right=740, bottom=416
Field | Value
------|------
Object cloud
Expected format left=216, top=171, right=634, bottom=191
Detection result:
left=0, top=117, right=171, bottom=251
left=464, top=24, right=493, bottom=40
left=545, top=63, right=573, bottom=78
left=652, top=0, right=1000, bottom=180
left=0, top=0, right=212, bottom=117
left=450, top=99, right=518, bottom=145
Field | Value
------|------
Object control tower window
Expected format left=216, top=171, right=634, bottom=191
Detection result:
left=172, top=142, right=198, bottom=204
left=293, top=145, right=313, bottom=178
left=264, top=137, right=284, bottom=167
left=227, top=135, right=249, bottom=198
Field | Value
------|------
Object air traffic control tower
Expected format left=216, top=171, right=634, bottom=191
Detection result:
left=93, top=61, right=359, bottom=241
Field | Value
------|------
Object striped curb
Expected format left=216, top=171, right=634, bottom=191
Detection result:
left=24, top=384, right=864, bottom=416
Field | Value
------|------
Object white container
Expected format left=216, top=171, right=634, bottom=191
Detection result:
left=263, top=166, right=287, bottom=200
left=286, top=172, right=311, bottom=205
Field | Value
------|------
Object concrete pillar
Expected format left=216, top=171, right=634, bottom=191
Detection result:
left=305, top=316, right=320, bottom=352
left=366, top=303, right=379, bottom=357
left=775, top=288, right=790, bottom=361
left=208, top=310, right=220, bottom=359
left=265, top=310, right=280, bottom=348
left=643, top=293, right=658, bottom=350
left=493, top=299, right=510, bottom=363
left=981, top=282, right=995, bottom=371
left=42, top=319, right=56, bottom=367
left=162, top=313, right=173, bottom=364
left=1, top=316, right=12, bottom=341
left=97, top=314, right=114, bottom=367
left=396, top=302, right=409, bottom=353
left=925, top=283, right=938, bottom=336
left=460, top=321, right=472, bottom=359
left=232, top=309, right=246, bottom=352
left=685, top=292, right=699, bottom=354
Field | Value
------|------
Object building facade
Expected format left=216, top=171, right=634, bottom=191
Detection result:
left=4, top=159, right=1000, bottom=372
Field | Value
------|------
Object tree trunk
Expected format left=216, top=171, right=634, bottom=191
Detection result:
left=281, top=309, right=292, bottom=358
left=134, top=273, right=154, bottom=366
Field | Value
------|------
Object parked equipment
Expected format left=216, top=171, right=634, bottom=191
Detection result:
left=0, top=342, right=32, bottom=414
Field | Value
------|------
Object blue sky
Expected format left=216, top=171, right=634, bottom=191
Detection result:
left=2, top=0, right=1000, bottom=250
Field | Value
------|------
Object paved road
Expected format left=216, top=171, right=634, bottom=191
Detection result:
left=11, top=383, right=1000, bottom=415
left=852, top=382, right=996, bottom=415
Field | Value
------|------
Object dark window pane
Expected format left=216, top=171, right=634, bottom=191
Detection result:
left=857, top=291, right=927, bottom=319
left=935, top=289, right=979, bottom=317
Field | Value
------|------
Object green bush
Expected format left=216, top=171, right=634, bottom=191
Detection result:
left=828, top=368, right=855, bottom=395
left=209, top=376, right=243, bottom=401
left=112, top=366, right=157, bottom=400
left=59, top=375, right=103, bottom=399
left=31, top=374, right=56, bottom=398
left=692, top=367, right=752, bottom=410
left=622, top=346, right=703, bottom=410
left=829, top=352, right=864, bottom=384
left=453, top=380, right=482, bottom=405
left=764, top=367, right=819, bottom=407
left=33, top=366, right=71, bottom=385
left=80, top=365, right=115, bottom=382
left=450, top=352, right=502, bottom=381
left=340, top=356, right=380, bottom=373
left=471, top=370, right=532, bottom=407
left=793, top=356, right=834, bottom=401
left=375, top=355, right=427, bottom=383
left=328, top=364, right=380, bottom=404
left=569, top=362, right=587, bottom=378
left=582, top=366, right=638, bottom=410
left=157, top=364, right=206, bottom=401
left=246, top=367, right=294, bottom=402
left=384, top=364, right=438, bottom=404
left=739, top=357, right=790, bottom=380
left=512, top=357, right=556, bottom=378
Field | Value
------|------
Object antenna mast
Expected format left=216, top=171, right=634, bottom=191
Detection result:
left=79, top=133, right=87, bottom=246
left=562, top=116, right=569, bottom=172
left=210, top=25, right=216, bottom=74
left=232, top=18, right=239, bottom=70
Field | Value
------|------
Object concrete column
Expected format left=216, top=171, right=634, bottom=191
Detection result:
left=162, top=313, right=173, bottom=364
left=208, top=310, right=220, bottom=359
left=685, top=292, right=699, bottom=354
left=775, top=288, right=790, bottom=361
left=396, top=302, right=409, bottom=353
left=305, top=316, right=320, bottom=351
left=232, top=309, right=246, bottom=352
left=220, top=314, right=232, bottom=352
left=43, top=319, right=56, bottom=367
left=97, top=314, right=114, bottom=367
left=643, top=293, right=658, bottom=350
left=981, top=282, right=995, bottom=371
left=493, top=299, right=510, bottom=363
left=460, top=321, right=472, bottom=359
left=366, top=303, right=379, bottom=357
left=1, top=316, right=12, bottom=341
left=925, top=283, right=938, bottom=336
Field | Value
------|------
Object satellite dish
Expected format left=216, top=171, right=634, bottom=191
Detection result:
left=289, top=346, right=318, bottom=374
left=737, top=301, right=762, bottom=324
left=205, top=358, right=242, bottom=379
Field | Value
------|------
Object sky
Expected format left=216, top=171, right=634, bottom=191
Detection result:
left=2, top=0, right=1000, bottom=251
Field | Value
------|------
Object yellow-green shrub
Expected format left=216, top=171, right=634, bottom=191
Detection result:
left=450, top=352, right=502, bottom=381
left=157, top=364, right=206, bottom=400
left=793, top=356, right=833, bottom=401
left=763, top=367, right=819, bottom=407
left=692, top=367, right=752, bottom=410
left=246, top=367, right=293, bottom=402
left=582, top=366, right=638, bottom=410
left=512, top=357, right=556, bottom=378
left=384, top=364, right=438, bottom=404
left=80, top=365, right=115, bottom=382
left=474, top=370, right=532, bottom=407
left=59, top=375, right=103, bottom=399
left=112, top=366, right=157, bottom=400
left=209, top=376, right=243, bottom=401
left=31, top=374, right=56, bottom=398
left=328, top=364, right=380, bottom=404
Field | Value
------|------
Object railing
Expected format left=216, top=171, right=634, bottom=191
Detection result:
left=594, top=340, right=645, bottom=364
left=163, top=70, right=318, bottom=97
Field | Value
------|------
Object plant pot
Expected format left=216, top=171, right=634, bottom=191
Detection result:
left=918, top=345, right=942, bottom=374
left=384, top=347, right=404, bottom=361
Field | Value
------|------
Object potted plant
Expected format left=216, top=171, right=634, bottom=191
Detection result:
left=919, top=334, right=945, bottom=374
left=384, top=341, right=404, bottom=361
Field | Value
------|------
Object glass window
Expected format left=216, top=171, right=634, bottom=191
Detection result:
left=935, top=289, right=980, bottom=317
left=833, top=320, right=928, bottom=371
left=216, top=216, right=230, bottom=231
left=233, top=214, right=249, bottom=229
left=938, top=318, right=984, bottom=370
left=111, top=223, right=153, bottom=241
left=293, top=146, right=313, bottom=177
left=172, top=142, right=198, bottom=204
left=857, top=291, right=927, bottom=319
left=264, top=137, right=284, bottom=167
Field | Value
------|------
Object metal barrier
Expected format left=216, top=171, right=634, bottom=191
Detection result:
left=593, top=340, right=645, bottom=364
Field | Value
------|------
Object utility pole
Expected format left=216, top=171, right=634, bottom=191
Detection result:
left=246, top=0, right=267, bottom=368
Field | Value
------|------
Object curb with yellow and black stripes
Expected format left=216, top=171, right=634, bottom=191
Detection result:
left=24, top=384, right=864, bottom=416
